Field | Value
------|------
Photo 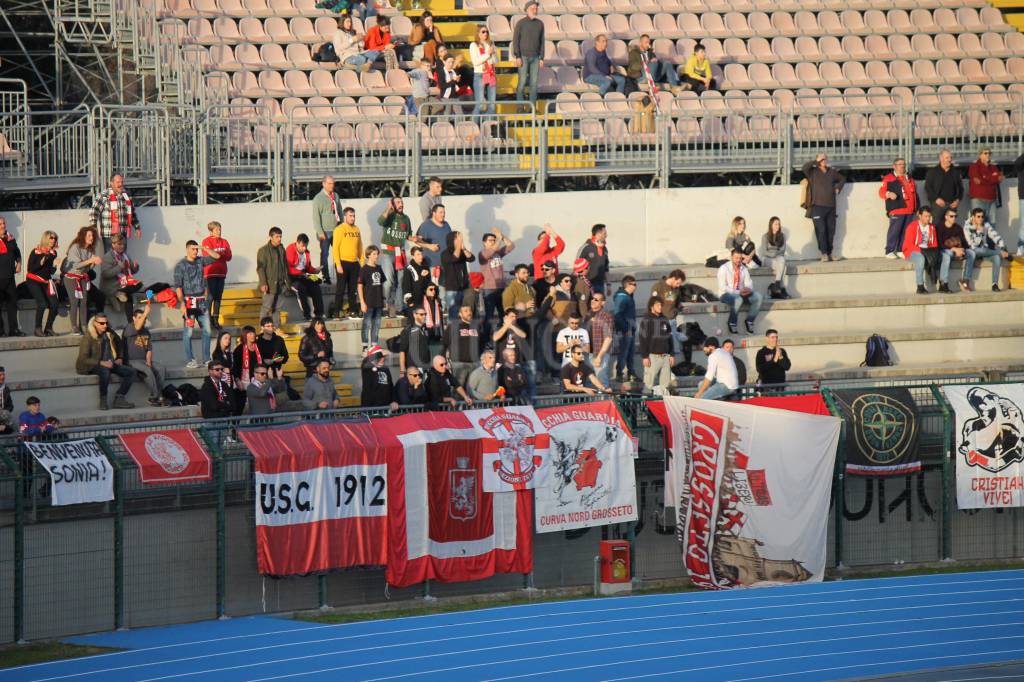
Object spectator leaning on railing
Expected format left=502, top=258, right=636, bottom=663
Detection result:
left=19, top=396, right=55, bottom=438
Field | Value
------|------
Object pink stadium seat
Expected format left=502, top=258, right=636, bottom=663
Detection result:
left=748, top=12, right=775, bottom=37
left=701, top=13, right=730, bottom=39
left=607, top=39, right=628, bottom=65
left=586, top=0, right=613, bottom=14
left=361, top=70, right=390, bottom=95
left=281, top=97, right=310, bottom=122
left=793, top=87, right=821, bottom=110
left=390, top=16, right=413, bottom=41
left=290, top=17, right=319, bottom=43
left=556, top=40, right=583, bottom=66
left=746, top=89, right=775, bottom=111
left=978, top=32, right=1007, bottom=58
left=380, top=122, right=407, bottom=150
left=862, top=9, right=891, bottom=35
left=284, top=69, right=315, bottom=97
left=936, top=58, right=967, bottom=85
left=1004, top=31, right=1024, bottom=54
left=382, top=95, right=406, bottom=116
left=771, top=62, right=801, bottom=89
left=839, top=10, right=867, bottom=34
left=314, top=16, right=339, bottom=39
left=354, top=122, right=383, bottom=148
left=796, top=62, right=826, bottom=88
left=677, top=13, right=704, bottom=39
left=559, top=15, right=588, bottom=40
left=794, top=36, right=823, bottom=61
left=701, top=117, right=728, bottom=143
left=255, top=96, right=283, bottom=120
left=902, top=34, right=935, bottom=60
left=854, top=34, right=889, bottom=61
left=793, top=114, right=823, bottom=141
left=555, top=92, right=581, bottom=114
left=701, top=89, right=728, bottom=113
left=653, top=13, right=683, bottom=39
left=1007, top=57, right=1024, bottom=81
left=724, top=12, right=753, bottom=38
left=723, top=64, right=753, bottom=90
left=328, top=122, right=354, bottom=149
left=260, top=43, right=291, bottom=69
left=959, top=58, right=989, bottom=84
left=956, top=7, right=985, bottom=32
left=311, top=69, right=342, bottom=96
left=629, top=14, right=655, bottom=38
left=604, top=91, right=630, bottom=113
left=868, top=113, right=898, bottom=139
left=936, top=84, right=962, bottom=105
left=748, top=62, right=778, bottom=90
left=265, top=17, right=292, bottom=43
left=189, top=18, right=219, bottom=44
left=268, top=0, right=299, bottom=17
left=675, top=38, right=696, bottom=62
left=304, top=96, right=330, bottom=120
left=210, top=44, right=241, bottom=70
left=653, top=38, right=677, bottom=64
left=771, top=12, right=800, bottom=38
left=218, top=0, right=248, bottom=16
left=240, top=17, right=272, bottom=42
left=192, top=0, right=219, bottom=15
left=701, top=38, right=725, bottom=63
left=486, top=16, right=512, bottom=43
left=983, top=57, right=1013, bottom=83
left=336, top=69, right=368, bottom=95
left=794, top=11, right=823, bottom=36
left=357, top=96, right=385, bottom=120
left=579, top=91, right=606, bottom=113
left=841, top=61, right=871, bottom=88
left=888, top=59, right=916, bottom=86
left=257, top=70, right=288, bottom=96
left=233, top=43, right=263, bottom=70
left=385, top=69, right=411, bottom=96
left=912, top=60, right=942, bottom=86
left=723, top=38, right=752, bottom=63
left=671, top=117, right=700, bottom=144
left=233, top=71, right=263, bottom=97
left=286, top=43, right=317, bottom=69
left=816, top=10, right=843, bottom=36
left=605, top=13, right=631, bottom=40
left=747, top=37, right=774, bottom=63
left=331, top=95, right=358, bottom=116
left=553, top=66, right=584, bottom=92
left=227, top=97, right=256, bottom=119
left=561, top=0, right=588, bottom=13
left=840, top=35, right=869, bottom=61
left=886, top=10, right=913, bottom=34
left=581, top=13, right=607, bottom=36
left=914, top=84, right=939, bottom=106
left=889, top=85, right=913, bottom=107
left=167, top=0, right=199, bottom=18
left=540, top=14, right=563, bottom=41
left=541, top=0, right=563, bottom=14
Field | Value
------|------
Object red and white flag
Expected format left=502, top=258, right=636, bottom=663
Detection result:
left=119, top=429, right=212, bottom=485
left=466, top=406, right=549, bottom=493
left=242, top=421, right=388, bottom=577
left=378, top=411, right=533, bottom=588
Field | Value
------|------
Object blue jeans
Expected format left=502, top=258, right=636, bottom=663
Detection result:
left=183, top=308, right=212, bottom=363
left=379, top=250, right=399, bottom=309
left=970, top=198, right=996, bottom=222
left=516, top=56, right=541, bottom=104
left=909, top=252, right=928, bottom=286
left=584, top=73, right=625, bottom=95
left=361, top=307, right=382, bottom=345
left=720, top=291, right=763, bottom=326
left=444, top=289, right=463, bottom=320
left=616, top=331, right=638, bottom=379
left=319, top=233, right=332, bottom=282
left=91, top=362, right=135, bottom=397
left=969, top=247, right=1003, bottom=285
left=940, top=249, right=975, bottom=284
left=647, top=60, right=679, bottom=86
left=344, top=52, right=375, bottom=67
left=702, top=382, right=734, bottom=401
left=594, top=353, right=613, bottom=388
left=472, top=73, right=497, bottom=117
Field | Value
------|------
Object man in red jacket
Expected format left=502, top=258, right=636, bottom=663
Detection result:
left=531, top=222, right=565, bottom=279
left=879, top=158, right=917, bottom=259
left=967, top=148, right=1004, bottom=224
left=902, top=206, right=939, bottom=295
left=201, top=220, right=232, bottom=329
left=286, top=233, right=324, bottom=320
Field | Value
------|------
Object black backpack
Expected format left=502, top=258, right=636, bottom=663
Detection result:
left=386, top=331, right=403, bottom=353
left=313, top=41, right=339, bottom=63
left=177, top=383, right=201, bottom=405
left=861, top=334, right=893, bottom=367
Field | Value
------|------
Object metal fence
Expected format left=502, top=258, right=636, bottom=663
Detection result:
left=1, top=382, right=1021, bottom=644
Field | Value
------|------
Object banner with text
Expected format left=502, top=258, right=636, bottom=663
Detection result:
left=534, top=401, right=638, bottom=532
left=25, top=439, right=114, bottom=506
left=944, top=384, right=1024, bottom=509
left=831, top=388, right=921, bottom=476
left=470, top=406, right=550, bottom=493
left=119, top=430, right=212, bottom=485
left=664, top=396, right=839, bottom=589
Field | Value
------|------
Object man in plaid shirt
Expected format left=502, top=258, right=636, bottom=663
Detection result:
left=90, top=173, right=142, bottom=254
left=586, top=291, right=615, bottom=390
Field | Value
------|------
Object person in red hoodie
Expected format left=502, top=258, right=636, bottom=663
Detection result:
left=201, top=221, right=232, bottom=329
left=902, top=206, right=940, bottom=295
left=363, top=15, right=401, bottom=69
left=286, top=233, right=324, bottom=320
left=967, top=148, right=1004, bottom=223
left=878, top=158, right=917, bottom=259
left=531, top=222, right=565, bottom=279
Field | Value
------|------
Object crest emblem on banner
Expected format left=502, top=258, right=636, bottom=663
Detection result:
left=144, top=434, right=190, bottom=475
left=479, top=411, right=542, bottom=487
left=449, top=457, right=478, bottom=521
left=958, top=387, right=1024, bottom=473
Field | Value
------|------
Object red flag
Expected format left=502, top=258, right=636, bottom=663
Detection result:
left=119, top=430, right=212, bottom=485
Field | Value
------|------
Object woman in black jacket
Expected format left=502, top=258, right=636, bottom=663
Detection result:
left=440, top=230, right=474, bottom=321
left=212, top=331, right=243, bottom=415
left=298, top=317, right=334, bottom=377
left=25, top=231, right=60, bottom=336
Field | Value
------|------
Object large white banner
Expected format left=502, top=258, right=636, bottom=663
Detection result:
left=944, top=384, right=1024, bottom=510
left=24, top=439, right=114, bottom=506
left=664, top=397, right=840, bottom=589
left=534, top=402, right=638, bottom=532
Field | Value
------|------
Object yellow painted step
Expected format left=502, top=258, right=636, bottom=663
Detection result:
left=513, top=127, right=578, bottom=146
left=990, top=0, right=1024, bottom=7
left=222, top=288, right=262, bottom=300
left=430, top=21, right=480, bottom=42
left=1007, top=14, right=1024, bottom=30
left=518, top=152, right=596, bottom=170
left=340, top=396, right=361, bottom=407
left=1010, top=261, right=1024, bottom=289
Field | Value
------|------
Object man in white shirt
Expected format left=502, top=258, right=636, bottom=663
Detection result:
left=555, top=313, right=590, bottom=366
left=694, top=337, right=739, bottom=401
left=717, top=249, right=763, bottom=335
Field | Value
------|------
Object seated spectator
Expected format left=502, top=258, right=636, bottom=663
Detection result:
left=722, top=339, right=747, bottom=386
left=965, top=207, right=1011, bottom=292
left=359, top=347, right=398, bottom=410
left=232, top=325, right=260, bottom=413
left=212, top=331, right=242, bottom=415
left=478, top=229, right=514, bottom=329
left=726, top=216, right=761, bottom=268
left=762, top=217, right=790, bottom=299
left=333, top=14, right=374, bottom=72
left=286, top=233, right=325, bottom=321
left=441, top=231, right=474, bottom=319
left=718, top=250, right=763, bottom=334
left=25, top=231, right=60, bottom=337
left=244, top=365, right=287, bottom=415
left=122, top=301, right=164, bottom=407
left=556, top=313, right=590, bottom=366
left=395, top=364, right=428, bottom=406
left=755, top=329, right=791, bottom=390
left=202, top=221, right=231, bottom=330
left=467, top=350, right=501, bottom=402
left=358, top=245, right=386, bottom=351
left=75, top=313, right=135, bottom=410
left=200, top=361, right=234, bottom=419
left=425, top=354, right=473, bottom=407
left=63, top=226, right=103, bottom=336
left=937, top=208, right=975, bottom=293
left=583, top=34, right=625, bottom=96
left=398, top=306, right=432, bottom=376
left=694, top=337, right=738, bottom=401
left=19, top=396, right=55, bottom=438
left=306, top=359, right=342, bottom=410
left=561, top=345, right=611, bottom=395
left=680, top=43, right=715, bottom=94
left=299, top=318, right=334, bottom=377
left=639, top=297, right=673, bottom=395
left=255, top=317, right=289, bottom=374
left=401, top=246, right=433, bottom=312
left=586, top=292, right=615, bottom=390
left=363, top=14, right=399, bottom=70
left=497, top=346, right=528, bottom=401
left=902, top=206, right=942, bottom=295
left=445, top=304, right=481, bottom=387
left=0, top=366, right=12, bottom=434
left=627, top=34, right=680, bottom=93
left=613, top=276, right=641, bottom=384
left=532, top=224, right=565, bottom=279
left=409, top=11, right=444, bottom=63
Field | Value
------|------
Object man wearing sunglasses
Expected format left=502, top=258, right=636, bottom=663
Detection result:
left=561, top=346, right=611, bottom=396
left=75, top=313, right=135, bottom=410
left=245, top=365, right=286, bottom=416
left=395, top=365, right=428, bottom=406
left=425, top=354, right=473, bottom=408
left=398, top=306, right=431, bottom=376
left=200, top=361, right=234, bottom=419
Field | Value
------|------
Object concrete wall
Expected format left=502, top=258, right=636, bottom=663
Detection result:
left=2, top=180, right=1020, bottom=285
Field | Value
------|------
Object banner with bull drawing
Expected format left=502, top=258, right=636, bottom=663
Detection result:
left=944, top=384, right=1024, bottom=509
left=664, top=396, right=840, bottom=589
left=534, top=401, right=638, bottom=533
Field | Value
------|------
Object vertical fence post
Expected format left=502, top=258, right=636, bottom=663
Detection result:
left=97, top=437, right=125, bottom=630
left=821, top=389, right=846, bottom=569
left=198, top=427, right=228, bottom=619
left=931, top=385, right=954, bottom=562
left=2, top=450, right=25, bottom=642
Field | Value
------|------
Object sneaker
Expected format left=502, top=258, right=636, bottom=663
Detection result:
left=916, top=285, right=928, bottom=295
left=185, top=359, right=200, bottom=369
left=820, top=255, right=829, bottom=262
left=938, top=283, right=951, bottom=293
left=993, top=284, right=1001, bottom=292
left=112, top=395, right=135, bottom=410
left=829, top=255, right=841, bottom=261
left=744, top=319, right=754, bottom=334
left=115, top=292, right=129, bottom=303
left=958, top=279, right=970, bottom=292
left=349, top=312, right=362, bottom=320
left=728, top=322, right=738, bottom=334
left=98, top=397, right=109, bottom=411
left=885, top=252, right=898, bottom=259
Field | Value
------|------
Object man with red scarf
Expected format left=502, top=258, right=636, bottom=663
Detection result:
left=0, top=217, right=23, bottom=337
left=577, top=223, right=610, bottom=295
left=90, top=173, right=141, bottom=254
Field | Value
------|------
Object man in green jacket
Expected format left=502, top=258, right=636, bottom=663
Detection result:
left=75, top=312, right=135, bottom=410
left=377, top=196, right=417, bottom=316
left=257, top=227, right=289, bottom=327
left=311, top=175, right=341, bottom=285
left=627, top=34, right=680, bottom=93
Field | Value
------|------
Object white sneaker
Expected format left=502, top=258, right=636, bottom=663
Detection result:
left=885, top=252, right=898, bottom=259
left=185, top=359, right=200, bottom=369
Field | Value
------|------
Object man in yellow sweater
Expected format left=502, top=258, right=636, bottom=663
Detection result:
left=331, top=206, right=364, bottom=320
left=680, top=43, right=715, bottom=95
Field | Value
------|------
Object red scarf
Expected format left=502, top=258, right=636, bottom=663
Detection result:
left=316, top=330, right=327, bottom=342
left=0, top=234, right=9, bottom=255
left=108, top=190, right=134, bottom=237
left=240, top=342, right=263, bottom=384
left=66, top=271, right=90, bottom=298
left=327, top=191, right=339, bottom=222
left=28, top=248, right=56, bottom=295
left=112, top=250, right=140, bottom=288
left=424, top=297, right=442, bottom=330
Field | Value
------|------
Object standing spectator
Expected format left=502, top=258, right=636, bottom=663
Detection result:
left=305, top=359, right=342, bottom=410
left=398, top=306, right=432, bottom=376
left=612, top=275, right=640, bottom=383
left=571, top=258, right=596, bottom=316
left=255, top=317, right=289, bottom=375
left=802, top=153, right=846, bottom=262
left=471, top=25, right=498, bottom=120
left=395, top=364, right=428, bottom=406
left=582, top=34, right=625, bottom=95
left=0, top=367, right=13, bottom=434
left=680, top=43, right=715, bottom=94
left=298, top=318, right=334, bottom=377
left=540, top=273, right=579, bottom=330
left=358, top=245, right=386, bottom=350
left=200, top=361, right=234, bottom=420
left=577, top=224, right=610, bottom=293
left=762, top=217, right=790, bottom=299
left=256, top=227, right=288, bottom=327
left=693, top=337, right=739, bottom=401
left=512, top=0, right=545, bottom=107
left=497, top=346, right=529, bottom=400
left=407, top=60, right=440, bottom=115
left=425, top=355, right=473, bottom=407
left=98, top=234, right=142, bottom=323
left=25, top=230, right=59, bottom=337
left=493, top=307, right=535, bottom=399
left=651, top=269, right=684, bottom=328
left=627, top=34, right=680, bottom=92
left=377, top=196, right=415, bottom=316
left=532, top=223, right=565, bottom=279
left=638, top=297, right=673, bottom=394
left=201, top=221, right=232, bottom=329
left=19, top=397, right=55, bottom=437
left=902, top=206, right=941, bottom=295
left=965, top=207, right=1010, bottom=292
left=75, top=313, right=135, bottom=410
left=415, top=203, right=451, bottom=279
left=122, top=302, right=164, bottom=407
left=286, top=234, right=324, bottom=321
left=937, top=208, right=975, bottom=292
left=62, top=226, right=102, bottom=336
left=441, top=231, right=475, bottom=318
left=467, top=350, right=501, bottom=402
left=359, top=349, right=398, bottom=410
left=420, top=177, right=444, bottom=223
left=925, top=149, right=964, bottom=220
left=402, top=246, right=433, bottom=311
left=445, top=304, right=481, bottom=387
left=555, top=313, right=590, bottom=366
left=332, top=206, right=365, bottom=319
left=312, top=176, right=341, bottom=284
left=718, top=250, right=762, bottom=335
left=478, top=229, right=514, bottom=330
left=532, top=260, right=558, bottom=309
left=502, top=263, right=537, bottom=322
left=174, top=239, right=218, bottom=369
left=725, top=216, right=761, bottom=268
left=722, top=339, right=747, bottom=386
left=89, top=173, right=141, bottom=254
left=422, top=283, right=446, bottom=351
left=245, top=366, right=286, bottom=416
left=0, top=217, right=22, bottom=337
left=755, top=329, right=791, bottom=389
left=968, top=148, right=1004, bottom=221
left=879, top=158, right=918, bottom=258
left=561, top=346, right=610, bottom=395
left=586, top=292, right=615, bottom=389
left=409, top=11, right=445, bottom=62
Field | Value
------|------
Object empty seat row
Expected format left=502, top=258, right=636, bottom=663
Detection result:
left=290, top=121, right=513, bottom=152
left=165, top=0, right=396, bottom=19
left=466, top=0, right=987, bottom=17
left=186, top=15, right=412, bottom=45
left=228, top=94, right=408, bottom=122
left=223, top=68, right=413, bottom=98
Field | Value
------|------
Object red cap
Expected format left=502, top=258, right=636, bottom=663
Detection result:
left=366, top=345, right=385, bottom=358
left=573, top=257, right=589, bottom=274
left=469, top=272, right=485, bottom=288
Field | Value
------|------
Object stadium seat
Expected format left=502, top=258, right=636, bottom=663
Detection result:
left=796, top=62, right=826, bottom=89
left=748, top=12, right=775, bottom=37
left=652, top=13, right=682, bottom=40
left=281, top=96, right=311, bottom=122
left=772, top=62, right=802, bottom=89
left=260, top=44, right=291, bottom=69
left=723, top=38, right=751, bottom=63
left=676, top=13, right=704, bottom=39
left=290, top=17, right=318, bottom=43
left=607, top=39, right=628, bottom=65
left=606, top=13, right=631, bottom=40
left=210, top=44, right=240, bottom=70
left=936, top=58, right=967, bottom=85
left=559, top=15, right=588, bottom=40
left=286, top=43, right=317, bottom=69
left=257, top=69, right=289, bottom=96
left=265, top=17, right=292, bottom=43
left=959, top=58, right=988, bottom=84
left=487, top=16, right=512, bottom=43
left=793, top=36, right=822, bottom=62
left=308, top=69, right=340, bottom=97
left=335, top=69, right=366, bottom=96
left=556, top=40, right=583, bottom=66
left=629, top=13, right=655, bottom=38
left=840, top=35, right=868, bottom=61
left=748, top=62, right=777, bottom=90
left=268, top=0, right=299, bottom=17
left=724, top=12, right=753, bottom=38
left=555, top=92, right=581, bottom=115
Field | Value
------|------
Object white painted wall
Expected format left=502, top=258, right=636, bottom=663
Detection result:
left=2, top=179, right=1019, bottom=285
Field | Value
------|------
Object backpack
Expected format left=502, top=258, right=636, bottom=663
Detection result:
left=177, top=383, right=201, bottom=405
left=386, top=331, right=402, bottom=353
left=313, top=41, right=339, bottom=63
left=161, top=384, right=184, bottom=406
left=861, top=334, right=893, bottom=367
